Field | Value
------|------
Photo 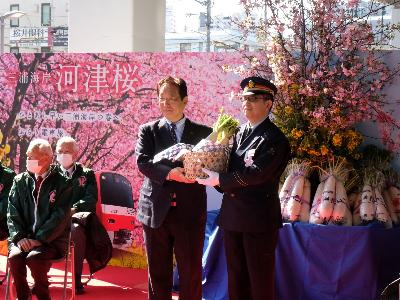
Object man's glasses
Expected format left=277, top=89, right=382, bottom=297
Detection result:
left=239, top=95, right=268, bottom=103
left=158, top=97, right=181, bottom=104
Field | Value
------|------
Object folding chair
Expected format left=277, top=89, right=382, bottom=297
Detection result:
left=4, top=257, right=14, bottom=300
left=4, top=230, right=76, bottom=300
left=380, top=276, right=400, bottom=300
left=0, top=225, right=9, bottom=285
left=51, top=229, right=76, bottom=300
left=81, top=268, right=93, bottom=286
left=0, top=256, right=7, bottom=284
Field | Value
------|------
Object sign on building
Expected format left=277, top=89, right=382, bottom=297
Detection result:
left=9, top=27, right=49, bottom=47
left=52, top=26, right=68, bottom=47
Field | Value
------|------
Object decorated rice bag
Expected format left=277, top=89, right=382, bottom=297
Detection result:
left=183, top=109, right=239, bottom=180
left=280, top=160, right=311, bottom=222
left=331, top=179, right=352, bottom=226
left=310, top=157, right=352, bottom=225
left=349, top=192, right=362, bottom=225
left=309, top=181, right=325, bottom=224
left=383, top=169, right=400, bottom=225
left=153, top=143, right=193, bottom=163
left=359, top=168, right=392, bottom=228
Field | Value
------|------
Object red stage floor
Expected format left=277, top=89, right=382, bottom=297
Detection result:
left=0, top=255, right=179, bottom=300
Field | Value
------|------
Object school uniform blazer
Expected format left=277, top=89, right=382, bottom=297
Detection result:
left=135, top=118, right=212, bottom=229
left=218, top=117, right=291, bottom=232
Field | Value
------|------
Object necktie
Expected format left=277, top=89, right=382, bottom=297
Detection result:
left=65, top=171, right=70, bottom=178
left=242, top=125, right=252, bottom=141
left=169, top=123, right=178, bottom=144
left=34, top=176, right=43, bottom=198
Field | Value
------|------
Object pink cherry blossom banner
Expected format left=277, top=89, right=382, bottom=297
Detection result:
left=0, top=52, right=245, bottom=267
left=6, top=61, right=142, bottom=98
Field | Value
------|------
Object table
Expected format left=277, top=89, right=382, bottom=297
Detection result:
left=201, top=211, right=400, bottom=300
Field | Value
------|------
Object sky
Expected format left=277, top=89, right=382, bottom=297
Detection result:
left=166, top=0, right=244, bottom=32
left=167, top=0, right=243, bottom=15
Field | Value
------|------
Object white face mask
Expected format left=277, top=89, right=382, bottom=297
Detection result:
left=26, top=159, right=42, bottom=174
left=56, top=153, right=74, bottom=169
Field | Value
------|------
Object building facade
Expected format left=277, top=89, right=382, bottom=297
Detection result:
left=0, top=0, right=399, bottom=53
left=68, top=0, right=165, bottom=53
left=165, top=0, right=400, bottom=52
left=0, top=0, right=166, bottom=53
left=165, top=0, right=262, bottom=52
left=0, top=0, right=68, bottom=53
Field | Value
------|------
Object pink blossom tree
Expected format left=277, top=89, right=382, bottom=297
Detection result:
left=235, top=0, right=400, bottom=162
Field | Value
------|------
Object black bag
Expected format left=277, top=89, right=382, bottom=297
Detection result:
left=72, top=212, right=112, bottom=274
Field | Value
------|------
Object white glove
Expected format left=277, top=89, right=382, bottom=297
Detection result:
left=196, top=168, right=220, bottom=186
left=174, top=148, right=190, bottom=161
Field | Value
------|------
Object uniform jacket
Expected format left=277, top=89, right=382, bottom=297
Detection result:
left=7, top=165, right=73, bottom=246
left=56, top=163, right=97, bottom=213
left=135, top=118, right=212, bottom=229
left=218, top=117, right=291, bottom=232
left=0, top=164, right=16, bottom=240
left=72, top=212, right=112, bottom=274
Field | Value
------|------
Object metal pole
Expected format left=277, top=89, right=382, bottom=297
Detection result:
left=206, top=0, right=211, bottom=52
left=264, top=0, right=268, bottom=27
left=0, top=17, right=5, bottom=54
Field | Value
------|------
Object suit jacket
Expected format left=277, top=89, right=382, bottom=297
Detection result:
left=135, top=118, right=212, bottom=229
left=218, top=117, right=291, bottom=232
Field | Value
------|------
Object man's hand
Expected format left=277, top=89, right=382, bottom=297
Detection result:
left=174, top=149, right=190, bottom=161
left=71, top=207, right=77, bottom=216
left=28, top=239, right=42, bottom=249
left=17, top=238, right=31, bottom=252
left=167, top=167, right=195, bottom=183
left=17, top=238, right=42, bottom=252
left=196, top=168, right=220, bottom=186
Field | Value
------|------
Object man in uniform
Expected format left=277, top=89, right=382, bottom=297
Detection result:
left=197, top=77, right=291, bottom=300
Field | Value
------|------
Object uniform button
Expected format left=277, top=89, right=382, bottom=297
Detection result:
left=230, top=193, right=235, bottom=197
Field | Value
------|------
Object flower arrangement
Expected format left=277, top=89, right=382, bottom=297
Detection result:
left=273, top=101, right=364, bottom=164
left=0, top=130, right=11, bottom=166
left=235, top=0, right=400, bottom=164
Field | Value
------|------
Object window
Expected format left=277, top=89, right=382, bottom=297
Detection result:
left=99, top=172, right=134, bottom=208
left=41, top=46, right=51, bottom=53
left=199, top=42, right=203, bottom=51
left=10, top=47, right=19, bottom=54
left=214, top=45, right=225, bottom=52
left=180, top=43, right=191, bottom=52
left=199, top=12, right=206, bottom=31
left=10, top=4, right=19, bottom=27
left=233, top=42, right=240, bottom=50
left=214, top=42, right=227, bottom=52
left=41, top=3, right=51, bottom=26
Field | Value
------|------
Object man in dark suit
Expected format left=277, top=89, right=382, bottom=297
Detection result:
left=197, top=77, right=291, bottom=300
left=135, top=76, right=212, bottom=300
